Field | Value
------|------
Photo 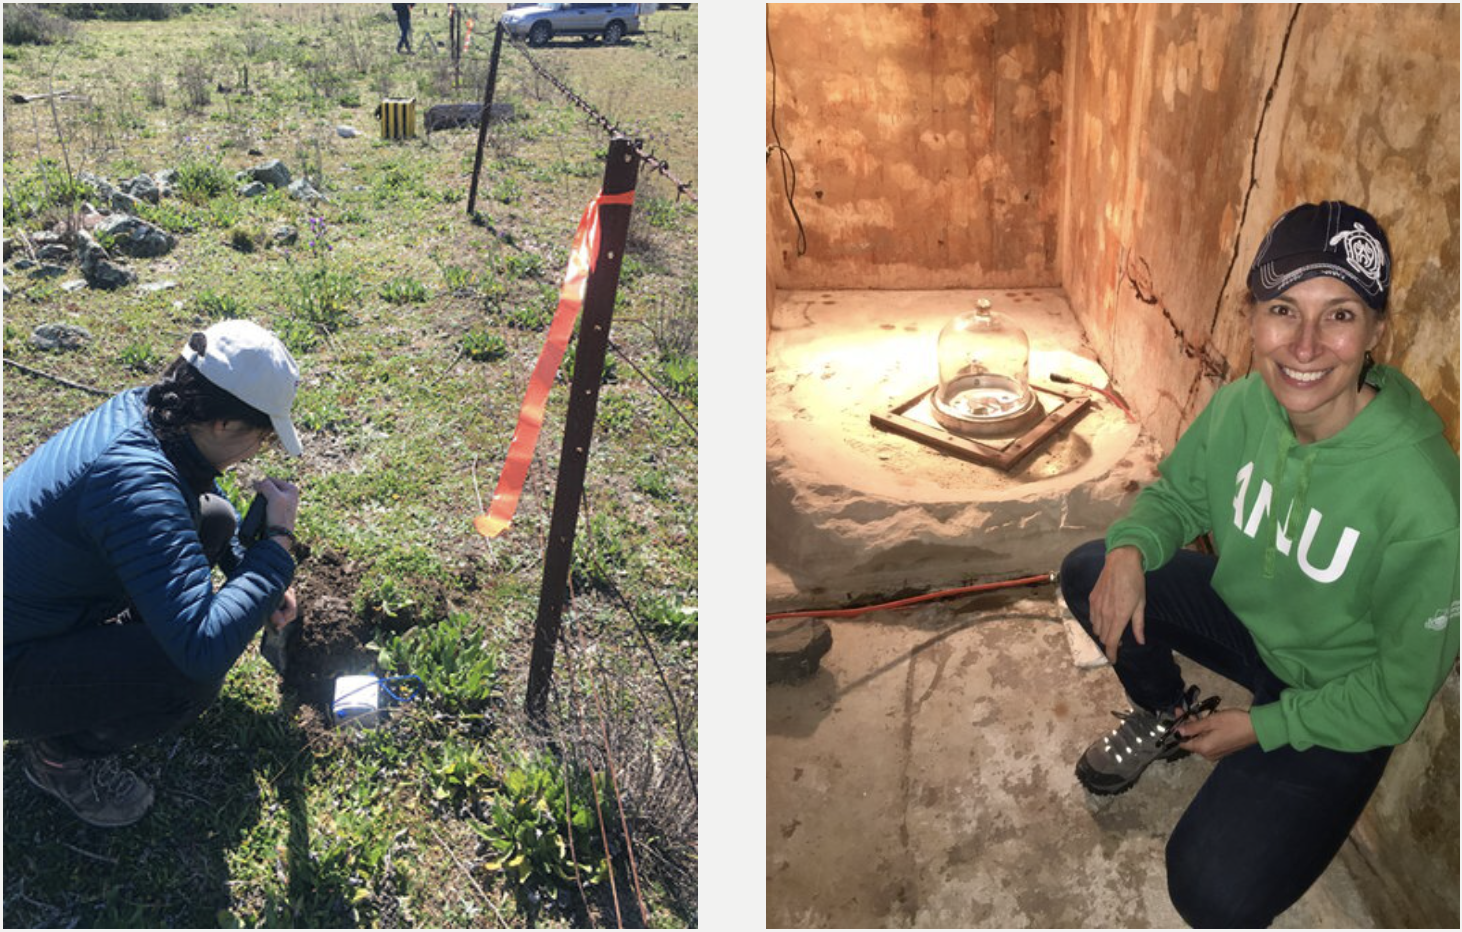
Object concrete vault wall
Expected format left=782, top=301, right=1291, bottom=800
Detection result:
left=767, top=3, right=1459, bottom=927
left=765, top=3, right=1065, bottom=290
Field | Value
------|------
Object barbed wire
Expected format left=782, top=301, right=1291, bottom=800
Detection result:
left=506, top=37, right=697, bottom=203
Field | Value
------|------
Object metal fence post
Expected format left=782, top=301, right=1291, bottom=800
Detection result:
left=525, top=136, right=639, bottom=723
left=466, top=21, right=505, bottom=216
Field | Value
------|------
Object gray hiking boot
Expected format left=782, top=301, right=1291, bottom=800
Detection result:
left=1075, top=705, right=1189, bottom=796
left=22, top=742, right=154, bottom=828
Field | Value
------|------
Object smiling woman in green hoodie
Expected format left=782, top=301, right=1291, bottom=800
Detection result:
left=1060, top=201, right=1459, bottom=928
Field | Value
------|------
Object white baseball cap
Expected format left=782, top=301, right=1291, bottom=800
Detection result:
left=181, top=320, right=303, bottom=456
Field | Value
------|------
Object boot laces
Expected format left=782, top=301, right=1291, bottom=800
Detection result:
left=1102, top=709, right=1168, bottom=763
left=89, top=757, right=135, bottom=801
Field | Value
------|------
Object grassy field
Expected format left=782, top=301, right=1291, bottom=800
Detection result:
left=2, top=4, right=697, bottom=927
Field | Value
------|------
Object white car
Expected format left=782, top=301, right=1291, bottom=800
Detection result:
left=500, top=4, right=643, bottom=47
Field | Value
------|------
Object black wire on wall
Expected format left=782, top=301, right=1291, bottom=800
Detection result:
left=766, top=25, right=807, bottom=257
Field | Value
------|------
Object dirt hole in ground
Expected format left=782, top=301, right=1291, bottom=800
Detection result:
left=273, top=548, right=443, bottom=739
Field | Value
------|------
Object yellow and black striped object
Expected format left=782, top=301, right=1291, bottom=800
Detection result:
left=379, top=98, right=417, bottom=139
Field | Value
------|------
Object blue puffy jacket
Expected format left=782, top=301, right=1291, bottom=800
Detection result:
left=3, top=388, right=295, bottom=682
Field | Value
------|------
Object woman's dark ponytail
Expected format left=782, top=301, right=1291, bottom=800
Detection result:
left=146, top=333, right=274, bottom=437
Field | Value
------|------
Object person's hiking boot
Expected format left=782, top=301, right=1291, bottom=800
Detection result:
left=22, top=742, right=154, bottom=828
left=1075, top=705, right=1188, bottom=796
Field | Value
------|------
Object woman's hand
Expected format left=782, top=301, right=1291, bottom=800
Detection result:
left=1175, top=708, right=1257, bottom=761
left=269, top=586, right=298, bottom=631
left=253, top=477, right=299, bottom=532
left=1089, top=546, right=1146, bottom=663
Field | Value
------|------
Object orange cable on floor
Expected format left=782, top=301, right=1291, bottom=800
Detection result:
left=766, top=573, right=1056, bottom=621
left=1050, top=372, right=1137, bottom=422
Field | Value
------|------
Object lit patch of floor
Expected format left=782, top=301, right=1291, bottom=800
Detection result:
left=766, top=593, right=1376, bottom=928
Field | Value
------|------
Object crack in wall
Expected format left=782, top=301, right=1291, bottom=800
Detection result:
left=1125, top=255, right=1160, bottom=304
left=1127, top=254, right=1234, bottom=384
left=1143, top=5, right=1301, bottom=433
left=1204, top=3, right=1302, bottom=366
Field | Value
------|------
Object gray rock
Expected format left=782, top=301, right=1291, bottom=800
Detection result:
left=79, top=203, right=108, bottom=230
left=109, top=189, right=142, bottom=215
left=244, top=159, right=291, bottom=188
left=30, top=323, right=92, bottom=352
left=120, top=173, right=161, bottom=204
left=138, top=279, right=179, bottom=293
left=75, top=231, right=135, bottom=290
left=61, top=279, right=88, bottom=293
left=30, top=231, right=63, bottom=247
left=767, top=618, right=833, bottom=684
left=2, top=238, right=11, bottom=260
left=88, top=260, right=136, bottom=289
left=12, top=258, right=37, bottom=270
left=96, top=215, right=176, bottom=258
left=287, top=178, right=325, bottom=202
left=237, top=180, right=268, bottom=198
left=82, top=174, right=139, bottom=214
left=271, top=224, right=298, bottom=246
left=31, top=263, right=68, bottom=279
left=155, top=168, right=178, bottom=186
left=336, top=124, right=360, bottom=138
left=36, top=243, right=70, bottom=262
left=75, top=230, right=106, bottom=269
left=79, top=171, right=118, bottom=200
left=423, top=102, right=516, bottom=132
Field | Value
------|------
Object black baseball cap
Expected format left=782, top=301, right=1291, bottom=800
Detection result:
left=1247, top=201, right=1391, bottom=312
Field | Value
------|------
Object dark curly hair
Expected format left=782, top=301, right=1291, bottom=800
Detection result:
left=146, top=332, right=274, bottom=437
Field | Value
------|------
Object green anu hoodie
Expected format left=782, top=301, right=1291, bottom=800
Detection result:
left=1106, top=365, right=1459, bottom=753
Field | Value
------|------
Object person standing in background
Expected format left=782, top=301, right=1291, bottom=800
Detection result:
left=392, top=3, right=414, bottom=53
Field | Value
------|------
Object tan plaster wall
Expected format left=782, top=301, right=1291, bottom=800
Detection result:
left=765, top=3, right=1064, bottom=290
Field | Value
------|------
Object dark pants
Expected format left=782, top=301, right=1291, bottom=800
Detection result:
left=4, top=494, right=238, bottom=760
left=395, top=8, right=412, bottom=52
left=1060, top=539, right=1391, bottom=929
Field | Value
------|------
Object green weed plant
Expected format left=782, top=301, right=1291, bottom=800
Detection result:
left=2, top=158, right=93, bottom=225
left=282, top=216, right=360, bottom=344
left=478, top=753, right=608, bottom=895
left=119, top=341, right=160, bottom=373
left=462, top=328, right=508, bottom=362
left=379, top=276, right=430, bottom=304
left=173, top=143, right=230, bottom=203
left=136, top=199, right=199, bottom=234
left=659, top=355, right=697, bottom=400
left=197, top=288, right=247, bottom=319
left=376, top=611, right=501, bottom=713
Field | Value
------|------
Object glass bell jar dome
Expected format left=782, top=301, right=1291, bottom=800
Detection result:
left=932, top=298, right=1043, bottom=437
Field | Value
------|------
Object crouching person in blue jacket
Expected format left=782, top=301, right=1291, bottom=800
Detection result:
left=4, top=320, right=304, bottom=827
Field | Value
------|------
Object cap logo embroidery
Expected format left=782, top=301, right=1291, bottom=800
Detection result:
left=1328, top=222, right=1385, bottom=285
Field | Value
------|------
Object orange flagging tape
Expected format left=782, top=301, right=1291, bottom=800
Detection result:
left=474, top=189, right=636, bottom=539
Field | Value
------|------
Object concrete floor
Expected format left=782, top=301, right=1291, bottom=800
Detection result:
left=765, top=592, right=1378, bottom=928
